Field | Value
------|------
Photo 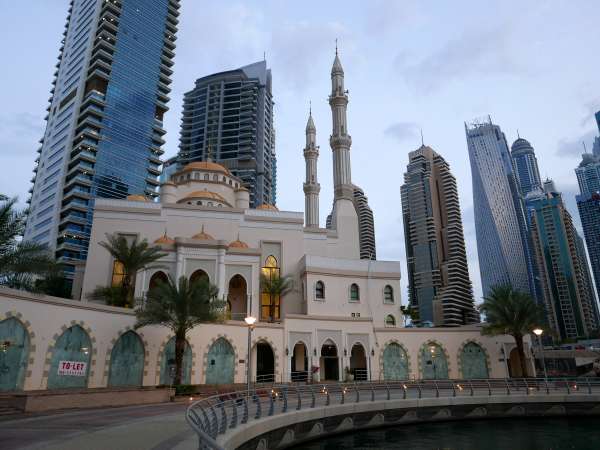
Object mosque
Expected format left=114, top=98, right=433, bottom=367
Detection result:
left=0, top=52, right=530, bottom=392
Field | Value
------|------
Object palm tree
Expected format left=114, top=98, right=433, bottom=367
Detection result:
left=135, top=275, right=224, bottom=385
left=0, top=195, right=54, bottom=289
left=400, top=304, right=420, bottom=326
left=91, top=233, right=167, bottom=307
left=479, top=285, right=543, bottom=377
left=260, top=273, right=293, bottom=322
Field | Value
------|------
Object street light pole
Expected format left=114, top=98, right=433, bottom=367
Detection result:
left=533, top=328, right=547, bottom=379
left=245, top=316, right=257, bottom=395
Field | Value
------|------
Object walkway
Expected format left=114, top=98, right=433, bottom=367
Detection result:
left=0, top=402, right=197, bottom=450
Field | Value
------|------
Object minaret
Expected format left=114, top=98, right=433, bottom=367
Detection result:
left=329, top=46, right=353, bottom=200
left=303, top=107, right=320, bottom=227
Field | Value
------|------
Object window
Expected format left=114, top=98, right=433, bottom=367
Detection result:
left=384, top=285, right=394, bottom=303
left=350, top=283, right=360, bottom=301
left=385, top=315, right=396, bottom=327
left=261, top=255, right=281, bottom=321
left=315, top=281, right=325, bottom=300
left=111, top=260, right=125, bottom=287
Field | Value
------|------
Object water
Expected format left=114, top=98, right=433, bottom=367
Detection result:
left=294, top=417, right=599, bottom=450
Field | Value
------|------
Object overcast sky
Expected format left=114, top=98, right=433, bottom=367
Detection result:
left=1, top=0, right=599, bottom=302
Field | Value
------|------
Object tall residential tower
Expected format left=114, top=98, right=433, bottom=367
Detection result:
left=176, top=61, right=276, bottom=207
left=401, top=145, right=477, bottom=326
left=24, top=0, right=180, bottom=278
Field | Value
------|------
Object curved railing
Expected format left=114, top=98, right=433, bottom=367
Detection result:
left=185, top=378, right=600, bottom=450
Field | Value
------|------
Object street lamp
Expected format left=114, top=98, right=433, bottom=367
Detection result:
left=533, top=328, right=548, bottom=379
left=245, top=316, right=257, bottom=394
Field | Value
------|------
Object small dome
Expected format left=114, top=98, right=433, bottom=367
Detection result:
left=154, top=232, right=175, bottom=245
left=228, top=239, right=249, bottom=249
left=126, top=194, right=150, bottom=202
left=181, top=161, right=229, bottom=174
left=192, top=225, right=214, bottom=241
left=256, top=203, right=279, bottom=211
left=180, top=190, right=228, bottom=203
left=511, top=138, right=534, bottom=154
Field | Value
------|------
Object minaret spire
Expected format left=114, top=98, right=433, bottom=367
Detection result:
left=304, top=106, right=320, bottom=228
left=329, top=45, right=353, bottom=200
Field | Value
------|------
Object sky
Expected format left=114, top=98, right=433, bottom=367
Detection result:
left=1, top=0, right=599, bottom=303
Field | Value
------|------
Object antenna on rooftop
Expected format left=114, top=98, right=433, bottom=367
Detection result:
left=420, top=128, right=424, bottom=146
left=583, top=141, right=588, bottom=154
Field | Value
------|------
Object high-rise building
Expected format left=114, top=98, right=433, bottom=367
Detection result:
left=529, top=189, right=599, bottom=340
left=511, top=137, right=542, bottom=196
left=176, top=61, right=276, bottom=207
left=352, top=186, right=376, bottom=260
left=401, top=145, right=477, bottom=326
left=24, top=0, right=180, bottom=278
left=575, top=153, right=600, bottom=196
left=465, top=118, right=533, bottom=298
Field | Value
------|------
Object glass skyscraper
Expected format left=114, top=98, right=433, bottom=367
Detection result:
left=176, top=61, right=276, bottom=208
left=511, top=137, right=542, bottom=196
left=465, top=118, right=533, bottom=298
left=24, top=0, right=180, bottom=279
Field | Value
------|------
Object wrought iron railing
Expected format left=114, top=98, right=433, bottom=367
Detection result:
left=186, top=378, right=600, bottom=450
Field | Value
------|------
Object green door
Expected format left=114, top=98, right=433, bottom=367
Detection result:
left=0, top=318, right=29, bottom=391
left=421, top=343, right=448, bottom=380
left=383, top=343, right=409, bottom=380
left=461, top=342, right=489, bottom=379
left=160, top=337, right=192, bottom=385
left=109, top=331, right=145, bottom=387
left=47, top=326, right=91, bottom=389
left=206, top=338, right=235, bottom=385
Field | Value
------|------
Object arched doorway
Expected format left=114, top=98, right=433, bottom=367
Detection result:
left=420, top=342, right=449, bottom=380
left=108, top=331, right=145, bottom=387
left=190, top=269, right=209, bottom=285
left=383, top=342, right=409, bottom=381
left=291, top=342, right=308, bottom=382
left=350, top=343, right=368, bottom=381
left=47, top=325, right=91, bottom=389
left=149, top=271, right=168, bottom=291
left=160, top=337, right=192, bottom=385
left=460, top=342, right=489, bottom=379
left=256, top=341, right=275, bottom=383
left=206, top=338, right=235, bottom=385
left=0, top=318, right=30, bottom=391
left=508, top=348, right=526, bottom=377
left=227, top=275, right=247, bottom=321
left=320, top=340, right=339, bottom=381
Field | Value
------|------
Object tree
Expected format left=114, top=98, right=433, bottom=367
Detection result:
left=35, top=266, right=72, bottom=299
left=260, top=273, right=293, bottom=322
left=400, top=304, right=420, bottom=326
left=0, top=195, right=54, bottom=289
left=479, top=285, right=543, bottom=377
left=91, top=234, right=167, bottom=308
left=135, top=275, right=224, bottom=385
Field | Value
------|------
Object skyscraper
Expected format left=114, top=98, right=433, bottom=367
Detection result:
left=24, top=0, right=180, bottom=278
left=511, top=137, right=542, bottom=196
left=176, top=61, right=276, bottom=207
left=575, top=153, right=600, bottom=196
left=352, top=186, right=376, bottom=260
left=401, top=145, right=477, bottom=326
left=530, top=189, right=599, bottom=340
left=465, top=118, right=533, bottom=298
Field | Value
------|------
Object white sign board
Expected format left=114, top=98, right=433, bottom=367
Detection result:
left=58, top=360, right=87, bottom=376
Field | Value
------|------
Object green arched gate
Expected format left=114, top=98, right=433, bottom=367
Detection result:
left=382, top=342, right=409, bottom=380
left=109, top=331, right=145, bottom=387
left=460, top=342, right=489, bottom=379
left=421, top=343, right=449, bottom=380
left=160, top=337, right=192, bottom=385
left=47, top=325, right=91, bottom=389
left=0, top=318, right=30, bottom=391
left=206, top=338, right=235, bottom=385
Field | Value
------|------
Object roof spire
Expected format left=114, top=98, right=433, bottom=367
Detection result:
left=583, top=141, right=588, bottom=154
left=420, top=128, right=424, bottom=146
left=335, top=38, right=338, bottom=56
left=309, top=100, right=312, bottom=116
left=517, top=129, right=520, bottom=139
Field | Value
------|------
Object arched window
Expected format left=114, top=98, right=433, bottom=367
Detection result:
left=190, top=269, right=209, bottom=285
left=315, top=281, right=325, bottom=300
left=213, top=174, right=218, bottom=181
left=204, top=174, right=209, bottom=180
left=384, top=285, right=394, bottom=303
left=149, top=271, right=168, bottom=291
left=385, top=315, right=396, bottom=327
left=264, top=255, right=278, bottom=268
left=349, top=283, right=360, bottom=301
left=111, top=260, right=125, bottom=287
left=261, top=255, right=281, bottom=321
left=194, top=172, right=199, bottom=180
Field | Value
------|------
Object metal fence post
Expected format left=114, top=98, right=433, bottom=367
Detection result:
left=219, top=402, right=227, bottom=434
left=241, top=396, right=249, bottom=424
left=230, top=399, right=238, bottom=429
left=210, top=405, right=219, bottom=438
left=434, top=381, right=439, bottom=398
left=296, top=387, right=302, bottom=411
left=386, top=382, right=391, bottom=400
left=468, top=380, right=474, bottom=397
left=310, top=386, right=316, bottom=408
left=403, top=383, right=407, bottom=400
left=253, top=392, right=262, bottom=419
left=282, top=387, right=288, bottom=413
left=268, top=390, right=275, bottom=416
left=341, top=386, right=345, bottom=404
left=325, top=387, right=330, bottom=406
left=355, top=383, right=360, bottom=403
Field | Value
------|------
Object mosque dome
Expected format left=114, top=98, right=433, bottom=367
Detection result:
left=256, top=203, right=279, bottom=211
left=181, top=161, right=230, bottom=174
left=192, top=225, right=214, bottom=241
left=179, top=190, right=228, bottom=204
left=228, top=238, right=249, bottom=249
left=126, top=194, right=150, bottom=202
left=154, top=232, right=175, bottom=245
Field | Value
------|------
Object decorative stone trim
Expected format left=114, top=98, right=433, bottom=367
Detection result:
left=155, top=334, right=197, bottom=385
left=417, top=339, right=451, bottom=379
left=0, top=311, right=36, bottom=386
left=456, top=339, right=491, bottom=379
left=40, top=320, right=97, bottom=389
left=378, top=339, right=412, bottom=379
left=102, top=327, right=150, bottom=385
left=202, top=334, right=240, bottom=384
left=252, top=336, right=280, bottom=380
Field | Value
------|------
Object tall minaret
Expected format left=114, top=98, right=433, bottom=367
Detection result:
left=303, top=107, right=320, bottom=227
left=329, top=45, right=354, bottom=200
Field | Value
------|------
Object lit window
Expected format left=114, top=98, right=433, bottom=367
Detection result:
left=261, top=255, right=281, bottom=321
left=111, top=260, right=125, bottom=287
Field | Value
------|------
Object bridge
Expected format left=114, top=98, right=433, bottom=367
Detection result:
left=186, top=378, right=600, bottom=450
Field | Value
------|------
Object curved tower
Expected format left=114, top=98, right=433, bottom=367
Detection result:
left=303, top=110, right=320, bottom=228
left=511, top=137, right=542, bottom=196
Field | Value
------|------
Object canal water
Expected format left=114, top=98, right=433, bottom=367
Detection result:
left=294, top=417, right=599, bottom=449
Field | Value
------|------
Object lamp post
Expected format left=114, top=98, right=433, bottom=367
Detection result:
left=245, top=316, right=257, bottom=395
left=533, top=328, right=547, bottom=379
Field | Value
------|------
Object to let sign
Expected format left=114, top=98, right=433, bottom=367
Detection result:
left=58, top=360, right=87, bottom=376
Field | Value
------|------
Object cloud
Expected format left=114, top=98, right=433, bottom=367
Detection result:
left=582, top=98, right=600, bottom=126
left=384, top=122, right=419, bottom=142
left=555, top=129, right=597, bottom=158
left=395, top=25, right=523, bottom=92
left=363, top=0, right=420, bottom=36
